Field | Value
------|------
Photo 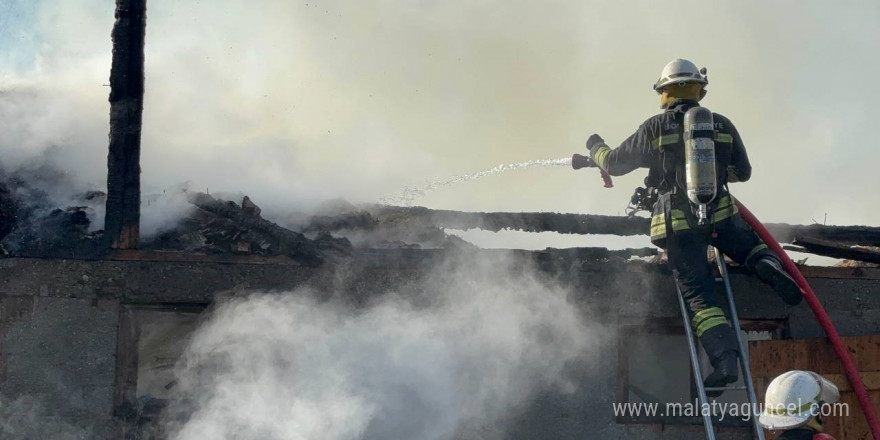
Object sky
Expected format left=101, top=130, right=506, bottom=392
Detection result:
left=1, top=0, right=879, bottom=245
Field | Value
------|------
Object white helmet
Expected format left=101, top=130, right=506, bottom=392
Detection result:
left=758, top=370, right=840, bottom=430
left=653, top=58, right=708, bottom=94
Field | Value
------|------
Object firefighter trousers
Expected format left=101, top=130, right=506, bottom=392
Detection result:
left=665, top=212, right=776, bottom=358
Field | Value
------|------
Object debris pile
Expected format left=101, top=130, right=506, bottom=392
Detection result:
left=146, top=193, right=350, bottom=265
left=296, top=200, right=474, bottom=250
left=0, top=166, right=104, bottom=257
left=0, top=165, right=470, bottom=263
left=0, top=167, right=351, bottom=265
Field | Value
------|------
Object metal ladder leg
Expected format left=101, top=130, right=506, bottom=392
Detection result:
left=675, top=280, right=717, bottom=439
left=713, top=248, right=766, bottom=440
left=675, top=247, right=769, bottom=439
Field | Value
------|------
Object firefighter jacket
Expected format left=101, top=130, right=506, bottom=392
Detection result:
left=588, top=99, right=752, bottom=246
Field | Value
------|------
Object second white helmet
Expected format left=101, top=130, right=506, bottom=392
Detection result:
left=653, top=58, right=708, bottom=94
left=758, top=370, right=840, bottom=430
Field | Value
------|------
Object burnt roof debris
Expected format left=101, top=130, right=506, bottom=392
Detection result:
left=144, top=192, right=350, bottom=266
left=357, top=205, right=880, bottom=265
left=0, top=180, right=350, bottom=265
left=0, top=165, right=104, bottom=258
left=296, top=204, right=474, bottom=250
left=1, top=165, right=878, bottom=266
left=2, top=206, right=103, bottom=257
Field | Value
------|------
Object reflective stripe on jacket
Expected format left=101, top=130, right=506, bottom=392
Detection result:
left=649, top=194, right=738, bottom=241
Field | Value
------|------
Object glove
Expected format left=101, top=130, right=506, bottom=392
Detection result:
left=586, top=133, right=606, bottom=155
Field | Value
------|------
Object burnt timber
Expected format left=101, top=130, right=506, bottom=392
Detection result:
left=104, top=0, right=147, bottom=249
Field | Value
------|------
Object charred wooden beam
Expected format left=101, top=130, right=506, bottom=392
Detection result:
left=371, top=206, right=880, bottom=246
left=792, top=236, right=880, bottom=265
left=105, top=0, right=147, bottom=249
left=765, top=224, right=880, bottom=247
left=372, top=206, right=650, bottom=236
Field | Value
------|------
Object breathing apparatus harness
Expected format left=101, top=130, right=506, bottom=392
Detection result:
left=626, top=106, right=720, bottom=224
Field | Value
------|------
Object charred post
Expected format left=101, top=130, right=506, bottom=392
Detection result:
left=105, top=0, right=147, bottom=249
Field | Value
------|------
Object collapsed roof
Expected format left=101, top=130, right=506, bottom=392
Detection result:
left=0, top=174, right=878, bottom=268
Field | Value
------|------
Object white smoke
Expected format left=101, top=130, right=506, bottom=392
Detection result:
left=140, top=184, right=198, bottom=238
left=165, top=253, right=599, bottom=440
left=5, top=1, right=880, bottom=227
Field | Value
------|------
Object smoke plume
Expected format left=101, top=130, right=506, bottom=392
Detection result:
left=165, top=252, right=599, bottom=440
left=4, top=1, right=880, bottom=232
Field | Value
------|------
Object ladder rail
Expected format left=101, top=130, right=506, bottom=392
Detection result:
left=714, top=248, right=766, bottom=440
left=674, top=247, right=770, bottom=439
left=675, top=281, right=717, bottom=439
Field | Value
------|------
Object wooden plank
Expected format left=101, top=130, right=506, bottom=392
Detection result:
left=841, top=390, right=871, bottom=440
left=749, top=335, right=880, bottom=374
left=823, top=373, right=880, bottom=392
left=749, top=339, right=810, bottom=376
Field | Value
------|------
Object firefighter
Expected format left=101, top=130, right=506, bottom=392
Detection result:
left=583, top=59, right=803, bottom=394
left=758, top=370, right=840, bottom=440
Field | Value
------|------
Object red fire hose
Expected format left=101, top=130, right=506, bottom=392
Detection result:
left=736, top=200, right=880, bottom=439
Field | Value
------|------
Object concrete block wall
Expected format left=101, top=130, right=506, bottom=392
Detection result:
left=0, top=296, right=118, bottom=439
left=0, top=254, right=877, bottom=439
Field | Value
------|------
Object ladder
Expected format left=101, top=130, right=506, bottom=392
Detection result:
left=675, top=247, right=766, bottom=440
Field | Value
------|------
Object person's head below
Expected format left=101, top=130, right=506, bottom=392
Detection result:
left=758, top=370, right=841, bottom=433
left=654, top=58, right=708, bottom=109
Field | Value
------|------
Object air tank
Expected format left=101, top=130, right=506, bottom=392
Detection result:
left=683, top=107, right=717, bottom=225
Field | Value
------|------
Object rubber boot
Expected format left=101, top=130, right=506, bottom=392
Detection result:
left=699, top=324, right=739, bottom=397
left=704, top=352, right=739, bottom=397
left=753, top=255, right=803, bottom=305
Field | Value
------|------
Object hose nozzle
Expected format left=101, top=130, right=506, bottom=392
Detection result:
left=572, top=153, right=613, bottom=188
left=572, top=153, right=593, bottom=170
